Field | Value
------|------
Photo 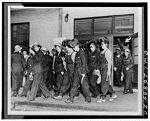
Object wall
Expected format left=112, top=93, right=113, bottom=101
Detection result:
left=11, top=8, right=59, bottom=52
left=62, top=7, right=139, bottom=39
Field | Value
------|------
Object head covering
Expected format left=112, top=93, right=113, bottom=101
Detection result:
left=33, top=42, right=40, bottom=46
left=116, top=47, right=121, bottom=51
left=99, top=37, right=109, bottom=44
left=14, top=45, right=22, bottom=52
left=54, top=43, right=62, bottom=47
left=125, top=48, right=131, bottom=53
left=41, top=46, right=47, bottom=51
left=69, top=38, right=80, bottom=48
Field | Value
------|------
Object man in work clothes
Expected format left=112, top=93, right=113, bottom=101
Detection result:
left=65, top=39, right=91, bottom=103
left=11, top=45, right=26, bottom=97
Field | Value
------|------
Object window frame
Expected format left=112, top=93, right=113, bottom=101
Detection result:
left=11, top=22, right=30, bottom=53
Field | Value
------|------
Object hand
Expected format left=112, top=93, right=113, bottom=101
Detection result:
left=32, top=51, right=35, bottom=55
left=126, top=67, right=129, bottom=70
left=107, top=71, right=111, bottom=76
left=61, top=72, right=64, bottom=75
left=121, top=72, right=124, bottom=81
left=53, top=71, right=55, bottom=74
left=81, top=74, right=85, bottom=84
left=114, top=67, right=117, bottom=71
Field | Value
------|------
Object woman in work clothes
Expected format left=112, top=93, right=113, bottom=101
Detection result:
left=27, top=42, right=51, bottom=101
left=97, top=37, right=117, bottom=103
left=65, top=39, right=91, bottom=103
left=121, top=48, right=134, bottom=94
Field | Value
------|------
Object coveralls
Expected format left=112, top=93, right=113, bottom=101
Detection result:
left=122, top=56, right=134, bottom=93
left=88, top=50, right=100, bottom=97
left=53, top=51, right=65, bottom=96
left=11, top=52, right=26, bottom=96
left=69, top=49, right=91, bottom=102
left=99, top=49, right=115, bottom=99
left=27, top=50, right=51, bottom=101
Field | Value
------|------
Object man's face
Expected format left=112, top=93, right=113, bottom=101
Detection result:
left=56, top=46, right=61, bottom=52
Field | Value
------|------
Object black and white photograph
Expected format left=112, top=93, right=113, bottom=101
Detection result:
left=2, top=2, right=148, bottom=119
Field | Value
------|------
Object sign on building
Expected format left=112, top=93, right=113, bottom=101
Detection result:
left=54, top=38, right=66, bottom=44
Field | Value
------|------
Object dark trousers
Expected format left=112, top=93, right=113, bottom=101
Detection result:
left=47, top=70, right=54, bottom=90
left=11, top=71, right=23, bottom=94
left=124, top=72, right=133, bottom=91
left=43, top=70, right=49, bottom=87
left=53, top=72, right=64, bottom=96
left=27, top=72, right=51, bottom=101
left=21, top=75, right=32, bottom=95
left=114, top=68, right=121, bottom=86
left=89, top=74, right=99, bottom=96
left=69, top=71, right=91, bottom=102
left=100, top=65, right=115, bottom=99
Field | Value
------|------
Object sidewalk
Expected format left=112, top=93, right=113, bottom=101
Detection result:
left=11, top=89, right=138, bottom=112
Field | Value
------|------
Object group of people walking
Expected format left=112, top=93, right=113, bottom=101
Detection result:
left=11, top=37, right=134, bottom=103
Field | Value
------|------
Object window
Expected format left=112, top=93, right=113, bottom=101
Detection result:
left=75, top=19, right=92, bottom=35
left=94, top=17, right=112, bottom=35
left=11, top=23, right=29, bottom=53
left=114, top=15, right=134, bottom=34
left=74, top=14, right=134, bottom=37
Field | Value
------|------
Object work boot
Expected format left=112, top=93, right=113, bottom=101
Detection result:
left=53, top=95, right=62, bottom=100
left=18, top=93, right=27, bottom=97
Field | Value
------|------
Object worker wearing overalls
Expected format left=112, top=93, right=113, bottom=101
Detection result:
left=121, top=48, right=134, bottom=94
left=65, top=39, right=91, bottom=103
left=97, top=37, right=117, bottom=103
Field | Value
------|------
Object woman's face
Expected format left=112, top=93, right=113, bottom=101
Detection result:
left=101, top=42, right=107, bottom=49
left=125, top=51, right=129, bottom=57
left=56, top=46, right=61, bottom=52
left=73, top=45, right=79, bottom=52
left=90, top=44, right=96, bottom=52
left=34, top=45, right=40, bottom=52
left=66, top=46, right=73, bottom=53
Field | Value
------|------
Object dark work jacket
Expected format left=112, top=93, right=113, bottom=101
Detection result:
left=122, top=56, right=134, bottom=74
left=32, top=50, right=44, bottom=74
left=42, top=54, right=50, bottom=71
left=114, top=54, right=124, bottom=70
left=27, top=56, right=35, bottom=74
left=74, top=49, right=89, bottom=76
left=11, top=52, right=26, bottom=72
left=88, top=50, right=100, bottom=72
left=54, top=51, right=65, bottom=73
left=65, top=53, right=74, bottom=74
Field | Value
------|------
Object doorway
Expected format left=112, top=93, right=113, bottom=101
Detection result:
left=113, top=36, right=132, bottom=87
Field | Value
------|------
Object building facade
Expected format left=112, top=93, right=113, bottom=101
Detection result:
left=11, top=7, right=142, bottom=86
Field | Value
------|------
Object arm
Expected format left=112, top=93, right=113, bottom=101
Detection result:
left=105, top=50, right=112, bottom=75
left=80, top=50, right=88, bottom=74
left=128, top=56, right=134, bottom=69
left=33, top=50, right=44, bottom=63
left=71, top=52, right=76, bottom=63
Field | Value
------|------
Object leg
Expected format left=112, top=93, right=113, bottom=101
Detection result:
left=90, top=75, right=99, bottom=97
left=68, top=71, right=80, bottom=102
left=27, top=73, right=42, bottom=101
left=81, top=75, right=91, bottom=102
left=11, top=72, right=18, bottom=96
left=53, top=73, right=63, bottom=96
left=17, top=71, right=23, bottom=92
left=18, top=75, right=32, bottom=97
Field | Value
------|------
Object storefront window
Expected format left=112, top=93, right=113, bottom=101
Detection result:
left=94, top=17, right=112, bottom=35
left=114, top=15, right=134, bottom=34
left=11, top=23, right=29, bottom=53
left=74, top=19, right=92, bottom=35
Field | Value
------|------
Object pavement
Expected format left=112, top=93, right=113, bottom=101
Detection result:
left=11, top=86, right=138, bottom=112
